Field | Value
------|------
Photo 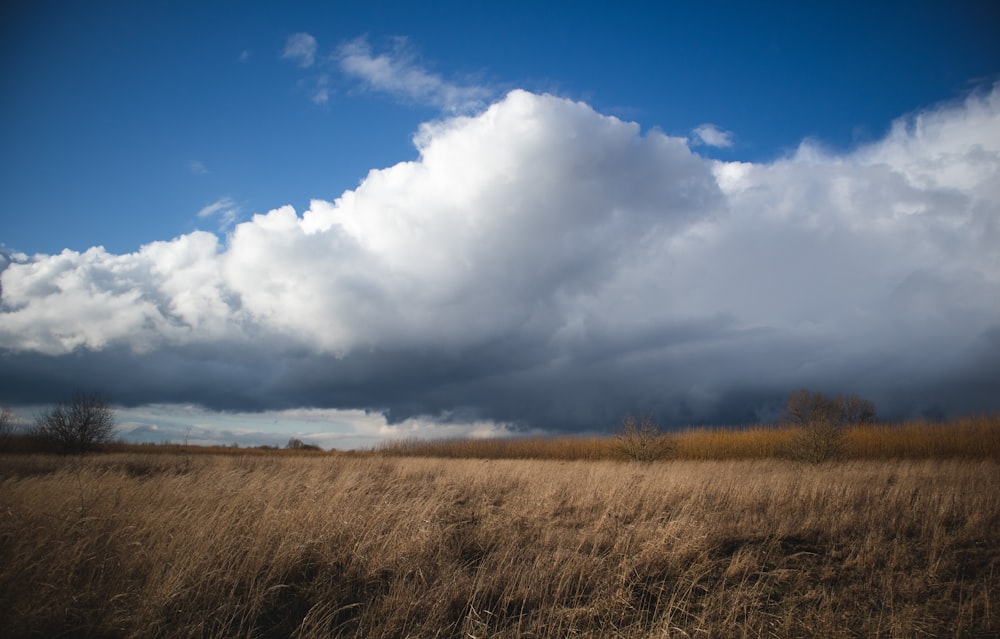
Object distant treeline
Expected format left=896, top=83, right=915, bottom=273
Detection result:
left=0, top=435, right=334, bottom=456
left=3, top=413, right=998, bottom=461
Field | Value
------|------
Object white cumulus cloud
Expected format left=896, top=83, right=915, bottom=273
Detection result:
left=1, top=86, right=998, bottom=427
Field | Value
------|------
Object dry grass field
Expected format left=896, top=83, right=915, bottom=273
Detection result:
left=1, top=434, right=998, bottom=637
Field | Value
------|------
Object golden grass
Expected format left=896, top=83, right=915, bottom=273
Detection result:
left=377, top=414, right=1000, bottom=461
left=376, top=435, right=612, bottom=460
left=1, top=452, right=997, bottom=637
left=843, top=415, right=1000, bottom=459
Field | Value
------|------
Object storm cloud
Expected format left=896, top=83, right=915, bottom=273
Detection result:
left=2, top=88, right=998, bottom=431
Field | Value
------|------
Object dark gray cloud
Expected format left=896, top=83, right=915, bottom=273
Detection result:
left=1, top=88, right=999, bottom=435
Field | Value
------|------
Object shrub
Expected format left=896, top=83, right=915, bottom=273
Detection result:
left=286, top=438, right=322, bottom=451
left=614, top=414, right=675, bottom=461
left=789, top=415, right=846, bottom=464
left=783, top=390, right=875, bottom=463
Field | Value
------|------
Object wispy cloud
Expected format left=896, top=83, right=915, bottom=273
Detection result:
left=310, top=74, right=330, bottom=105
left=281, top=32, right=317, bottom=68
left=280, top=33, right=332, bottom=105
left=692, top=123, right=735, bottom=148
left=279, top=33, right=492, bottom=113
left=188, top=160, right=208, bottom=175
left=336, top=36, right=492, bottom=112
left=197, top=196, right=240, bottom=231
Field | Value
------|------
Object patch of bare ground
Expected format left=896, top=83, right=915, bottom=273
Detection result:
left=0, top=454, right=996, bottom=637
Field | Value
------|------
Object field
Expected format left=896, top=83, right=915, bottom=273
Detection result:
left=1, top=419, right=998, bottom=638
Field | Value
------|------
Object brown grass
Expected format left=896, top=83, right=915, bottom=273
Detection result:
left=377, top=414, right=1000, bottom=461
left=1, top=451, right=997, bottom=638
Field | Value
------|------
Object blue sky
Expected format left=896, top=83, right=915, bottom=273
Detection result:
left=5, top=0, right=997, bottom=255
left=1, top=0, right=999, bottom=447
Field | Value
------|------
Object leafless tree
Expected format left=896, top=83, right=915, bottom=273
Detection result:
left=783, top=390, right=877, bottom=463
left=783, top=389, right=838, bottom=426
left=615, top=414, right=675, bottom=462
left=784, top=389, right=877, bottom=427
left=35, top=392, right=117, bottom=453
left=835, top=394, right=877, bottom=425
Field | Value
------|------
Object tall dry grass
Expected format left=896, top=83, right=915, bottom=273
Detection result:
left=1, top=452, right=996, bottom=637
left=377, top=414, right=1000, bottom=461
left=844, top=415, right=1000, bottom=459
left=376, top=435, right=612, bottom=460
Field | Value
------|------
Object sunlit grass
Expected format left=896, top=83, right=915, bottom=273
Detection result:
left=1, top=452, right=996, bottom=637
left=377, top=414, right=1000, bottom=460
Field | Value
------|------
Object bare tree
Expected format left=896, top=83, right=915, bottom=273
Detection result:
left=35, top=392, right=117, bottom=453
left=835, top=394, right=877, bottom=425
left=615, top=414, right=675, bottom=462
left=784, top=389, right=877, bottom=427
left=783, top=390, right=877, bottom=463
left=783, top=389, right=838, bottom=426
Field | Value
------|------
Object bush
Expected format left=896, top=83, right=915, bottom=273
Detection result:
left=789, top=415, right=846, bottom=464
left=34, top=392, right=117, bottom=454
left=784, top=390, right=876, bottom=463
left=614, top=414, right=675, bottom=461
left=286, top=438, right=322, bottom=451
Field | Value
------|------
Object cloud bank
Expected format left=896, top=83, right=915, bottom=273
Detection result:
left=2, top=87, right=999, bottom=430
